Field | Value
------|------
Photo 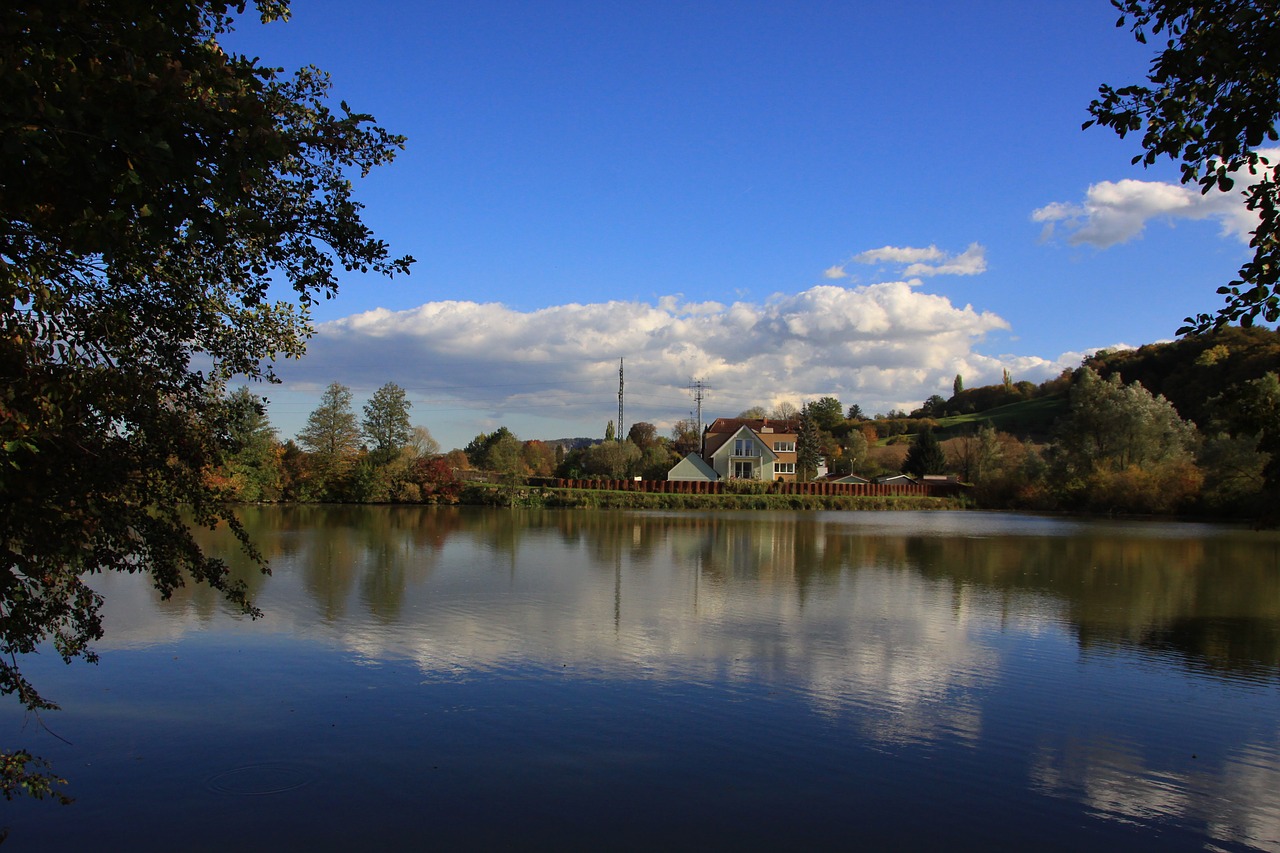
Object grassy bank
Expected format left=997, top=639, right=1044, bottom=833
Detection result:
left=460, top=484, right=969, bottom=511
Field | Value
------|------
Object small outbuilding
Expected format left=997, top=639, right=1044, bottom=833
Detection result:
left=667, top=453, right=719, bottom=482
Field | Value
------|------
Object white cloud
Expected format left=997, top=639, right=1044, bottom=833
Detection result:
left=851, top=243, right=987, bottom=278
left=1033, top=151, right=1280, bottom=248
left=263, top=278, right=1070, bottom=449
left=855, top=245, right=947, bottom=265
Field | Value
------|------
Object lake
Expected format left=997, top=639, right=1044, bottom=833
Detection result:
left=3, top=507, right=1279, bottom=851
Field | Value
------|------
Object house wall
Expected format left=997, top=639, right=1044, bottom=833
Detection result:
left=705, top=423, right=799, bottom=482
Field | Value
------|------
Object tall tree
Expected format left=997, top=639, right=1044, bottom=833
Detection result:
left=1087, top=0, right=1280, bottom=329
left=903, top=428, right=947, bottom=477
left=0, top=0, right=410, bottom=797
left=362, top=382, right=413, bottom=460
left=807, top=397, right=845, bottom=433
left=796, top=404, right=822, bottom=482
left=953, top=374, right=965, bottom=396
left=406, top=426, right=441, bottom=459
left=671, top=418, right=701, bottom=456
left=1054, top=367, right=1198, bottom=474
left=298, top=382, right=362, bottom=468
left=222, top=386, right=282, bottom=501
left=626, top=421, right=658, bottom=451
left=771, top=401, right=799, bottom=420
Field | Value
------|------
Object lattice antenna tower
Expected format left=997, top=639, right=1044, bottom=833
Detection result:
left=691, top=379, right=705, bottom=435
left=617, top=358, right=624, bottom=443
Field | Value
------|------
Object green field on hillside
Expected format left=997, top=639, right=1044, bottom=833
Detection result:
left=932, top=394, right=1067, bottom=439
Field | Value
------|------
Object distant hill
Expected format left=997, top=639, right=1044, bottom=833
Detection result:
left=545, top=437, right=600, bottom=451
left=1086, top=326, right=1280, bottom=426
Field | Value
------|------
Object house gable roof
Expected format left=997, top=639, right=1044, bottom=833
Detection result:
left=705, top=424, right=779, bottom=462
left=703, top=417, right=797, bottom=458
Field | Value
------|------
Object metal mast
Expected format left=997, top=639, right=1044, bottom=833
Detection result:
left=691, top=378, right=705, bottom=456
left=617, top=358, right=624, bottom=442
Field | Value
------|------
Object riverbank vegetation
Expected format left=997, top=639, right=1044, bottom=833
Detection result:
left=216, top=327, right=1280, bottom=524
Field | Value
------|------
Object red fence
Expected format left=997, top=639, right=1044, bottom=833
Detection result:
left=528, top=477, right=965, bottom=498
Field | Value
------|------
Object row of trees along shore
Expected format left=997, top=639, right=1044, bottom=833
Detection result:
left=220, top=327, right=1280, bottom=522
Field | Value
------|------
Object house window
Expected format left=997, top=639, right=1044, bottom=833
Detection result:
left=773, top=441, right=795, bottom=453
left=775, top=462, right=795, bottom=475
left=733, top=461, right=754, bottom=479
left=734, top=438, right=753, bottom=456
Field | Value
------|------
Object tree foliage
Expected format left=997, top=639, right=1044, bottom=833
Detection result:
left=626, top=421, right=658, bottom=451
left=362, top=382, right=413, bottom=460
left=902, top=428, right=947, bottom=477
left=406, top=425, right=441, bottom=459
left=0, top=0, right=410, bottom=795
left=1087, top=0, right=1280, bottom=329
left=796, top=403, right=822, bottom=482
left=221, top=387, right=282, bottom=501
left=1054, top=367, right=1198, bottom=476
left=298, top=382, right=361, bottom=461
left=771, top=401, right=799, bottom=421
left=1085, top=325, right=1280, bottom=425
left=671, top=418, right=701, bottom=456
left=807, top=396, right=844, bottom=433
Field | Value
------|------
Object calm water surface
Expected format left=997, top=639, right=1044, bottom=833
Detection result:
left=3, top=508, right=1279, bottom=851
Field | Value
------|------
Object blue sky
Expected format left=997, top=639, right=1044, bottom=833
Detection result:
left=222, top=1, right=1265, bottom=450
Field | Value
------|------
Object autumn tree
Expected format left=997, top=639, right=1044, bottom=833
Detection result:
left=1088, top=0, right=1280, bottom=329
left=521, top=440, right=557, bottom=477
left=0, top=0, right=411, bottom=798
left=671, top=418, right=701, bottom=456
left=406, top=426, right=441, bottom=459
left=626, top=421, right=658, bottom=451
left=771, top=401, right=799, bottom=420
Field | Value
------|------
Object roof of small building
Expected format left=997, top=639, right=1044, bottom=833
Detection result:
left=667, top=453, right=719, bottom=481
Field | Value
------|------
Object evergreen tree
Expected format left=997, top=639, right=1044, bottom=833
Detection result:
left=223, top=387, right=282, bottom=501
left=903, top=428, right=947, bottom=477
left=796, top=403, right=822, bottom=482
